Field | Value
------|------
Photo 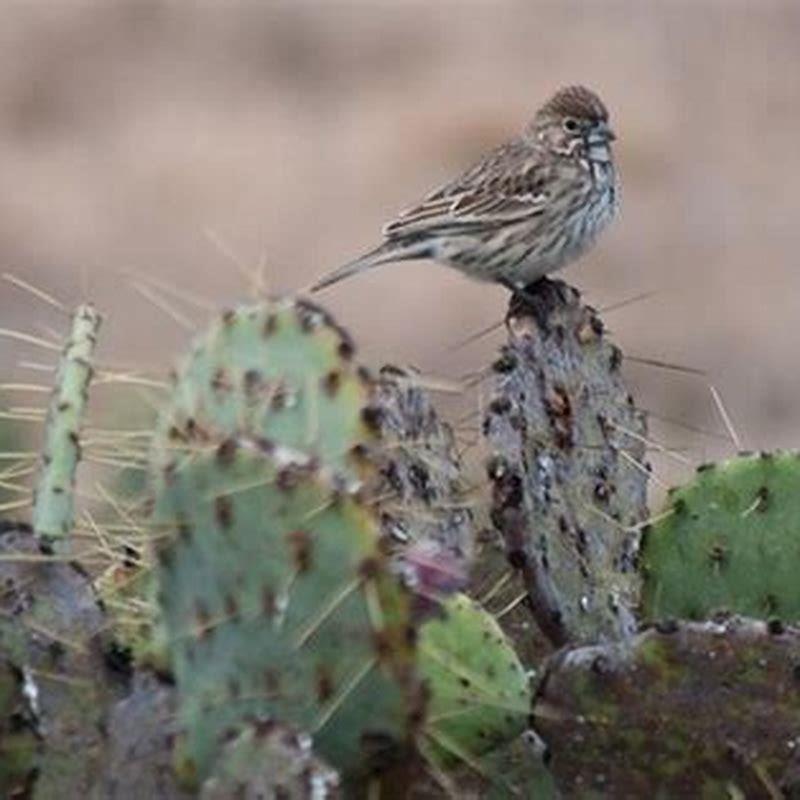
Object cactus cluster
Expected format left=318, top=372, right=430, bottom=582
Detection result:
left=3, top=277, right=800, bottom=798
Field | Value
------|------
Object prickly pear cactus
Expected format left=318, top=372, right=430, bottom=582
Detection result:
left=32, top=304, right=101, bottom=545
left=484, top=280, right=648, bottom=645
left=641, top=451, right=800, bottom=622
left=534, top=617, right=800, bottom=797
left=418, top=593, right=531, bottom=769
left=200, top=721, right=339, bottom=799
left=150, top=300, right=423, bottom=786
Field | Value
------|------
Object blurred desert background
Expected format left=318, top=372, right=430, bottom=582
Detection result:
left=2, top=0, right=800, bottom=497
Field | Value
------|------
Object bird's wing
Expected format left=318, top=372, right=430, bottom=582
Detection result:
left=383, top=140, right=551, bottom=238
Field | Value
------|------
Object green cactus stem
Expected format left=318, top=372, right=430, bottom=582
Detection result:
left=32, top=303, right=101, bottom=546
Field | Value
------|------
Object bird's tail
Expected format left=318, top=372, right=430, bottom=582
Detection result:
left=309, top=239, right=428, bottom=293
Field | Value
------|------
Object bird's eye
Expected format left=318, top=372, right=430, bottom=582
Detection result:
left=562, top=118, right=580, bottom=133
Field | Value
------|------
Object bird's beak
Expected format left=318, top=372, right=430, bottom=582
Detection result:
left=589, top=121, right=616, bottom=144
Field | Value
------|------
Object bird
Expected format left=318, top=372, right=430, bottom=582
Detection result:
left=310, top=85, right=618, bottom=298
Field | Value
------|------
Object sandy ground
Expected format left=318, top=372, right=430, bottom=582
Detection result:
left=2, top=1, right=800, bottom=495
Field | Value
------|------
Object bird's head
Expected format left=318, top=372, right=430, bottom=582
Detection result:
left=528, top=86, right=615, bottom=161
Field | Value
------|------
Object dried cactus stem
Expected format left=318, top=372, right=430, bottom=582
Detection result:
left=485, top=280, right=648, bottom=645
left=32, top=303, right=101, bottom=546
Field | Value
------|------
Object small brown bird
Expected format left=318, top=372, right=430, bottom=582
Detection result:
left=311, top=85, right=618, bottom=296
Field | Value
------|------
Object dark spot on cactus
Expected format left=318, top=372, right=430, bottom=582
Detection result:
left=458, top=676, right=471, bottom=688
left=408, top=462, right=432, bottom=499
left=216, top=437, right=238, bottom=466
left=287, top=529, right=313, bottom=573
left=167, top=425, right=184, bottom=442
left=52, top=485, right=65, bottom=494
left=767, top=618, right=785, bottom=635
left=672, top=497, right=687, bottom=516
left=486, top=455, right=509, bottom=482
left=261, top=586, right=276, bottom=617
left=590, top=655, right=609, bottom=675
left=243, top=368, right=263, bottom=399
left=57, top=400, right=71, bottom=412
left=492, top=350, right=518, bottom=373
left=194, top=599, right=211, bottom=638
left=224, top=593, right=240, bottom=621
left=507, top=549, right=527, bottom=569
left=321, top=369, right=341, bottom=396
left=350, top=442, right=369, bottom=463
left=361, top=405, right=384, bottom=432
left=708, top=543, right=728, bottom=567
left=211, top=367, right=231, bottom=393
left=359, top=557, right=380, bottom=580
left=594, top=480, right=610, bottom=503
left=372, top=631, right=392, bottom=661
left=263, top=667, right=280, bottom=694
left=763, top=594, right=779, bottom=616
left=488, top=396, right=512, bottom=415
left=122, top=544, right=140, bottom=568
left=754, top=485, right=769, bottom=512
left=609, top=344, right=622, bottom=371
left=654, top=619, right=679, bottom=634
left=545, top=385, right=573, bottom=449
left=338, top=336, right=355, bottom=360
left=270, top=382, right=289, bottom=411
left=221, top=309, right=236, bottom=325
left=263, top=313, right=278, bottom=336
left=316, top=666, right=335, bottom=702
left=177, top=522, right=192, bottom=544
left=215, top=495, right=234, bottom=529
left=697, top=462, right=714, bottom=473
left=276, top=464, right=303, bottom=491
left=247, top=436, right=272, bottom=457
left=155, top=544, right=174, bottom=571
left=540, top=553, right=550, bottom=572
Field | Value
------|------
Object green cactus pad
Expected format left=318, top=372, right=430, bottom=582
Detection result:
left=641, top=452, right=800, bottom=622
left=153, top=441, right=420, bottom=786
left=534, top=617, right=800, bottom=797
left=199, top=721, right=339, bottom=799
left=418, top=594, right=531, bottom=769
left=154, top=300, right=374, bottom=483
left=33, top=304, right=101, bottom=544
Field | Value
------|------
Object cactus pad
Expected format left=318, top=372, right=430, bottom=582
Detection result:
left=418, top=593, right=531, bottom=769
left=153, top=441, right=420, bottom=786
left=641, top=452, right=800, bottom=622
left=484, top=280, right=648, bottom=645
